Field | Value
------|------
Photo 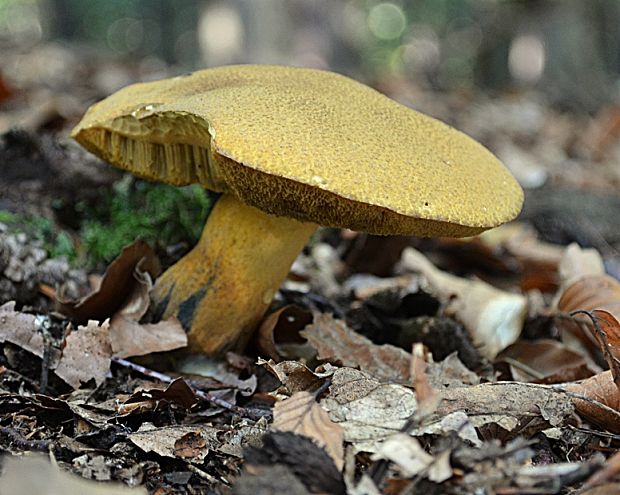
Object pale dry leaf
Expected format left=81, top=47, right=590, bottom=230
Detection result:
left=428, top=449, right=453, bottom=483
left=400, top=247, right=526, bottom=358
left=301, top=313, right=411, bottom=382
left=273, top=391, right=344, bottom=471
left=0, top=301, right=60, bottom=363
left=109, top=316, right=187, bottom=358
left=371, top=433, right=433, bottom=477
left=558, top=243, right=605, bottom=288
left=321, top=367, right=417, bottom=453
left=0, top=455, right=145, bottom=495
left=426, top=352, right=480, bottom=389
left=480, top=222, right=564, bottom=271
left=322, top=368, right=574, bottom=451
left=411, top=343, right=440, bottom=417
left=128, top=424, right=217, bottom=462
left=54, top=320, right=111, bottom=388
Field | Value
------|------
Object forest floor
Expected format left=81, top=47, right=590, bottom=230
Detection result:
left=1, top=42, right=620, bottom=494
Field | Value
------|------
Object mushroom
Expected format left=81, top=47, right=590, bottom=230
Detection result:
left=72, top=65, right=523, bottom=356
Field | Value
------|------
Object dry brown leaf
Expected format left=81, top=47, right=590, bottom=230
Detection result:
left=255, top=305, right=312, bottom=361
left=580, top=310, right=620, bottom=387
left=301, top=313, right=411, bottom=382
left=118, top=378, right=197, bottom=415
left=557, top=275, right=620, bottom=318
left=109, top=316, right=187, bottom=358
left=56, top=239, right=160, bottom=322
left=400, top=247, right=526, bottom=358
left=273, top=391, right=344, bottom=471
left=259, top=358, right=331, bottom=395
left=566, top=370, right=620, bottom=433
left=495, top=339, right=594, bottom=383
left=54, top=320, right=111, bottom=388
left=129, top=424, right=216, bottom=462
left=0, top=301, right=61, bottom=363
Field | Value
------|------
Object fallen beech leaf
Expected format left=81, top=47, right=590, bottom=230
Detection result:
left=557, top=275, right=620, bottom=318
left=558, top=243, right=605, bottom=288
left=56, top=239, right=160, bottom=322
left=54, top=320, right=111, bottom=388
left=495, top=339, right=594, bottom=383
left=400, top=248, right=526, bottom=358
left=118, top=378, right=198, bottom=415
left=566, top=370, right=620, bottom=433
left=129, top=424, right=216, bottom=461
left=109, top=316, right=187, bottom=358
left=371, top=433, right=433, bottom=477
left=557, top=276, right=620, bottom=366
left=300, top=313, right=411, bottom=382
left=273, top=391, right=344, bottom=471
left=259, top=359, right=331, bottom=395
left=372, top=433, right=453, bottom=483
left=577, top=310, right=620, bottom=387
left=255, top=305, right=312, bottom=361
left=0, top=301, right=61, bottom=363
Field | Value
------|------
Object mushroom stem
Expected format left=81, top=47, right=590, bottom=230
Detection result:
left=151, top=193, right=317, bottom=355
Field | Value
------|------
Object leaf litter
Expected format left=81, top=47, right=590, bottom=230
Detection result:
left=3, top=64, right=620, bottom=494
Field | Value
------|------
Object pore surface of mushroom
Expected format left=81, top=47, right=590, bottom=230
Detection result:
left=72, top=64, right=524, bottom=355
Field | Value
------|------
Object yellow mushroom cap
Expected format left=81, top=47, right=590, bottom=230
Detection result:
left=72, top=64, right=523, bottom=237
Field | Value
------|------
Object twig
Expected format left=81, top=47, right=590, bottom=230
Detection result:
left=111, top=356, right=271, bottom=420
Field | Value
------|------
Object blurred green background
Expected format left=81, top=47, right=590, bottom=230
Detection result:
left=2, top=0, right=620, bottom=112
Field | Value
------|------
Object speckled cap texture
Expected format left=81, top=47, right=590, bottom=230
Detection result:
left=72, top=64, right=523, bottom=236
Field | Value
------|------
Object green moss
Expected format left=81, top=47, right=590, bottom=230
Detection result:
left=0, top=178, right=215, bottom=268
left=80, top=177, right=215, bottom=264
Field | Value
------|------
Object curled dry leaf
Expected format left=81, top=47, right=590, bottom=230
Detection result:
left=557, top=275, right=620, bottom=318
left=495, top=339, right=594, bottom=383
left=118, top=378, right=197, bottom=415
left=400, top=247, right=526, bottom=358
left=255, top=305, right=312, bottom=361
left=56, top=239, right=161, bottom=323
left=272, top=391, right=344, bottom=471
left=300, top=312, right=411, bottom=383
left=557, top=275, right=620, bottom=366
left=566, top=370, right=620, bottom=433
left=259, top=359, right=331, bottom=395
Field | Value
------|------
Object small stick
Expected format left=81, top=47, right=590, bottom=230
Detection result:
left=111, top=356, right=271, bottom=420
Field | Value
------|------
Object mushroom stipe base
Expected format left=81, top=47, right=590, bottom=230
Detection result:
left=150, top=193, right=317, bottom=355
